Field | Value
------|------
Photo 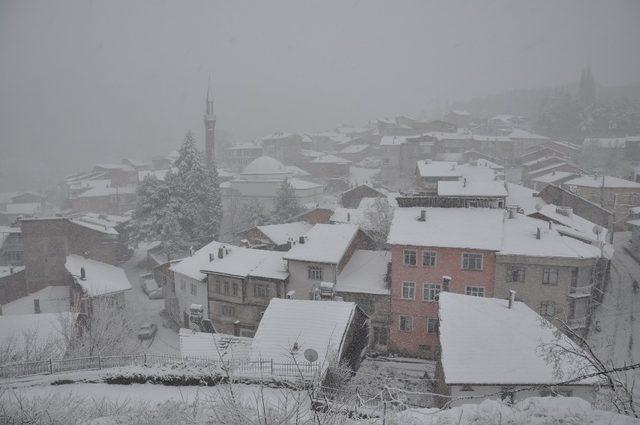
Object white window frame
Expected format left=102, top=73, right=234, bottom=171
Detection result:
left=254, top=284, right=269, bottom=298
left=180, top=278, right=186, bottom=292
left=465, top=286, right=485, bottom=297
left=401, top=282, right=416, bottom=300
left=422, top=283, right=441, bottom=302
left=190, top=282, right=197, bottom=296
left=462, top=253, right=483, bottom=271
left=422, top=250, right=437, bottom=267
left=308, top=265, right=322, bottom=281
left=542, top=267, right=559, bottom=285
left=404, top=249, right=417, bottom=267
left=507, top=266, right=525, bottom=283
left=399, top=315, right=413, bottom=332
left=427, top=317, right=439, bottom=334
left=540, top=300, right=556, bottom=317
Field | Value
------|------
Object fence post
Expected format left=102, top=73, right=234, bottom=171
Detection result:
left=270, top=359, right=274, bottom=376
left=144, top=353, right=147, bottom=365
left=98, top=356, right=102, bottom=370
left=49, top=358, right=53, bottom=375
left=382, top=401, right=387, bottom=425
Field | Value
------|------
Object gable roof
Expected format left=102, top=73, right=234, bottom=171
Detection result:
left=65, top=255, right=132, bottom=297
left=336, top=250, right=390, bottom=295
left=284, top=223, right=360, bottom=264
left=253, top=221, right=314, bottom=246
left=179, top=328, right=252, bottom=361
left=438, top=292, right=595, bottom=385
left=437, top=180, right=507, bottom=198
left=563, top=175, right=640, bottom=189
left=416, top=160, right=461, bottom=178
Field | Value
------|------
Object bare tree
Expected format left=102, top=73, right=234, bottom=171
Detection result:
left=364, top=197, right=394, bottom=249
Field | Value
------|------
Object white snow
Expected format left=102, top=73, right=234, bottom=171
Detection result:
left=78, top=184, right=136, bottom=198
left=5, top=202, right=41, bottom=215
left=416, top=160, right=461, bottom=178
left=563, top=174, right=640, bottom=189
left=437, top=180, right=507, bottom=197
left=254, top=221, right=313, bottom=246
left=250, top=298, right=356, bottom=369
left=380, top=135, right=407, bottom=146
left=0, top=265, right=24, bottom=278
left=241, top=156, right=289, bottom=176
left=438, top=292, right=596, bottom=385
left=0, top=312, right=78, bottom=354
left=65, top=255, right=132, bottom=297
left=2, top=285, right=70, bottom=315
left=199, top=245, right=288, bottom=281
left=387, top=208, right=504, bottom=251
left=310, top=154, right=351, bottom=164
left=284, top=223, right=360, bottom=264
left=532, top=204, right=608, bottom=244
left=288, top=178, right=322, bottom=190
left=335, top=250, right=390, bottom=295
left=179, top=328, right=252, bottom=361
left=339, top=144, right=369, bottom=154
left=532, top=171, right=578, bottom=184
left=507, top=128, right=549, bottom=140
left=506, top=182, right=546, bottom=215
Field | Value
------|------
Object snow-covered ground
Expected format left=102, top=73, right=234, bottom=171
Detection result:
left=590, top=232, right=640, bottom=366
left=121, top=246, right=179, bottom=355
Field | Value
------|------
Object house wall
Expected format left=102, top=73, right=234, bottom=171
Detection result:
left=66, top=222, right=127, bottom=265
left=337, top=230, right=375, bottom=273
left=494, top=255, right=599, bottom=332
left=0, top=269, right=26, bottom=305
left=389, top=244, right=496, bottom=358
left=340, top=186, right=385, bottom=208
left=21, top=219, right=71, bottom=293
left=631, top=225, right=640, bottom=255
left=337, top=291, right=390, bottom=352
left=287, top=260, right=337, bottom=300
left=296, top=208, right=334, bottom=225
left=563, top=184, right=640, bottom=230
left=539, top=185, right=614, bottom=230
left=173, top=272, right=208, bottom=327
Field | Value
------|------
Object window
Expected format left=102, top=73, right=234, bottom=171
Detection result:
left=223, top=281, right=230, bottom=295
left=462, top=253, right=483, bottom=271
left=190, top=282, right=197, bottom=296
left=465, top=286, right=485, bottom=297
left=214, top=278, right=221, bottom=294
left=180, top=279, right=186, bottom=291
left=507, top=266, right=525, bottom=283
left=427, top=317, right=439, bottom=334
left=402, top=282, right=415, bottom=299
left=221, top=304, right=235, bottom=318
left=422, top=251, right=437, bottom=267
left=308, top=265, right=322, bottom=280
left=373, top=327, right=388, bottom=346
left=542, top=268, right=559, bottom=285
left=232, top=282, right=239, bottom=297
left=540, top=301, right=556, bottom=317
left=423, top=283, right=441, bottom=301
left=254, top=284, right=269, bottom=298
left=570, top=267, right=578, bottom=287
left=399, top=315, right=412, bottom=331
left=404, top=249, right=417, bottom=266
left=442, top=276, right=451, bottom=292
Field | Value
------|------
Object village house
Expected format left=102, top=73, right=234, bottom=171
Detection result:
left=415, top=160, right=462, bottom=193
left=224, top=142, right=264, bottom=172
left=0, top=225, right=23, bottom=266
left=528, top=204, right=609, bottom=245
left=386, top=208, right=503, bottom=358
left=289, top=207, right=335, bottom=225
left=444, top=110, right=472, bottom=128
left=495, top=212, right=605, bottom=334
left=337, top=144, right=371, bottom=163
left=560, top=174, right=640, bottom=230
left=531, top=171, right=579, bottom=192
left=70, top=183, right=137, bottom=214
left=260, top=133, right=303, bottom=164
left=170, top=241, right=289, bottom=336
left=283, top=223, right=375, bottom=300
left=339, top=184, right=387, bottom=208
left=629, top=219, right=640, bottom=257
left=237, top=221, right=313, bottom=251
left=538, top=184, right=614, bottom=232
left=307, top=154, right=352, bottom=179
left=0, top=265, right=26, bottom=306
left=65, top=254, right=132, bottom=314
left=1, top=284, right=71, bottom=315
left=434, top=292, right=596, bottom=407
left=334, top=250, right=391, bottom=352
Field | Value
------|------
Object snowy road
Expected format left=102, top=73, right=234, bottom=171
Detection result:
left=590, top=232, right=640, bottom=366
left=121, top=246, right=180, bottom=355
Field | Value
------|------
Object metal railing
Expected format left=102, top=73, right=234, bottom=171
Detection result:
left=0, top=353, right=320, bottom=381
left=567, top=316, right=588, bottom=329
left=568, top=284, right=593, bottom=297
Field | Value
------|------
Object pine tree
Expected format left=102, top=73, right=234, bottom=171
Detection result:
left=130, top=174, right=170, bottom=243
left=239, top=199, right=270, bottom=229
left=272, top=179, right=304, bottom=224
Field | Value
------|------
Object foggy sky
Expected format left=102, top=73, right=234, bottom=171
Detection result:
left=1, top=0, right=639, bottom=190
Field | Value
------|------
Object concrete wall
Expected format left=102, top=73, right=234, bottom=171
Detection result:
left=287, top=260, right=337, bottom=300
left=173, top=272, right=208, bottom=327
left=21, top=219, right=71, bottom=293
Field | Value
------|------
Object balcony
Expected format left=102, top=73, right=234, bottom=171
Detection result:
left=568, top=284, right=593, bottom=298
left=567, top=316, right=588, bottom=329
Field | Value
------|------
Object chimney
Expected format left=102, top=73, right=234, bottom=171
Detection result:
left=218, top=247, right=224, bottom=259
left=9, top=266, right=13, bottom=274
left=536, top=227, right=541, bottom=240
left=34, top=299, right=41, bottom=314
left=80, top=267, right=86, bottom=280
left=299, top=236, right=305, bottom=244
left=0, top=304, right=2, bottom=315
left=418, top=209, right=426, bottom=221
left=548, top=221, right=552, bottom=230
left=508, top=290, right=516, bottom=309
left=209, top=253, right=214, bottom=262
left=347, top=212, right=351, bottom=222
left=463, top=178, right=467, bottom=187
left=508, top=208, right=515, bottom=219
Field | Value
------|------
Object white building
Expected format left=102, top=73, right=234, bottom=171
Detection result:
left=436, top=292, right=597, bottom=407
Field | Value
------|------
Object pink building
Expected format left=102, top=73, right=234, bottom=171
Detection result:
left=387, top=208, right=504, bottom=358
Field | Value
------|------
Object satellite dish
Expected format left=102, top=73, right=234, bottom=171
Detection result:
left=304, top=348, right=318, bottom=363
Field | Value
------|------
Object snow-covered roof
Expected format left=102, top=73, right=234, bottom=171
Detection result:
left=94, top=163, right=134, bottom=171
left=250, top=298, right=356, bottom=369
left=437, top=180, right=507, bottom=197
left=330, top=208, right=368, bottom=227
left=1, top=285, right=70, bottom=315
left=339, top=144, right=369, bottom=154
left=68, top=213, right=126, bottom=235
left=226, top=142, right=262, bottom=150
left=506, top=182, right=546, bottom=215
left=449, top=109, right=470, bottom=116
left=380, top=136, right=407, bottom=146
left=628, top=219, right=640, bottom=227
left=171, top=240, right=224, bottom=281
left=336, top=250, right=390, bottom=295
left=0, top=265, right=24, bottom=279
left=531, top=171, right=578, bottom=184
left=179, top=328, right=252, bottom=361
left=300, top=149, right=324, bottom=158
left=310, top=154, right=351, bottom=164
left=388, top=208, right=504, bottom=251
left=0, top=312, right=79, bottom=356
left=563, top=175, right=640, bottom=189
left=439, top=292, right=595, bottom=385
left=77, top=184, right=136, bottom=198
left=288, top=178, right=323, bottom=190
left=261, top=132, right=295, bottom=141
left=500, top=215, right=602, bottom=259
left=254, top=221, right=313, bottom=246
left=5, top=203, right=40, bottom=215
left=523, top=156, right=566, bottom=168
left=65, top=255, right=132, bottom=297
left=138, top=169, right=170, bottom=181
left=583, top=137, right=627, bottom=149
left=284, top=223, right=360, bottom=264
left=507, top=128, right=548, bottom=140
left=199, top=245, right=288, bottom=281
left=474, top=158, right=503, bottom=170
left=241, top=156, right=289, bottom=176
left=416, top=161, right=461, bottom=178
left=531, top=204, right=608, bottom=244
left=284, top=165, right=311, bottom=177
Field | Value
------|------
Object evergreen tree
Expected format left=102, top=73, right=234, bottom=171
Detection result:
left=130, top=174, right=170, bottom=243
left=239, top=199, right=270, bottom=229
left=272, top=179, right=304, bottom=224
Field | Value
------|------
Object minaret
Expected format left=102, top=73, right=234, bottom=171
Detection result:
left=203, top=82, right=216, bottom=166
